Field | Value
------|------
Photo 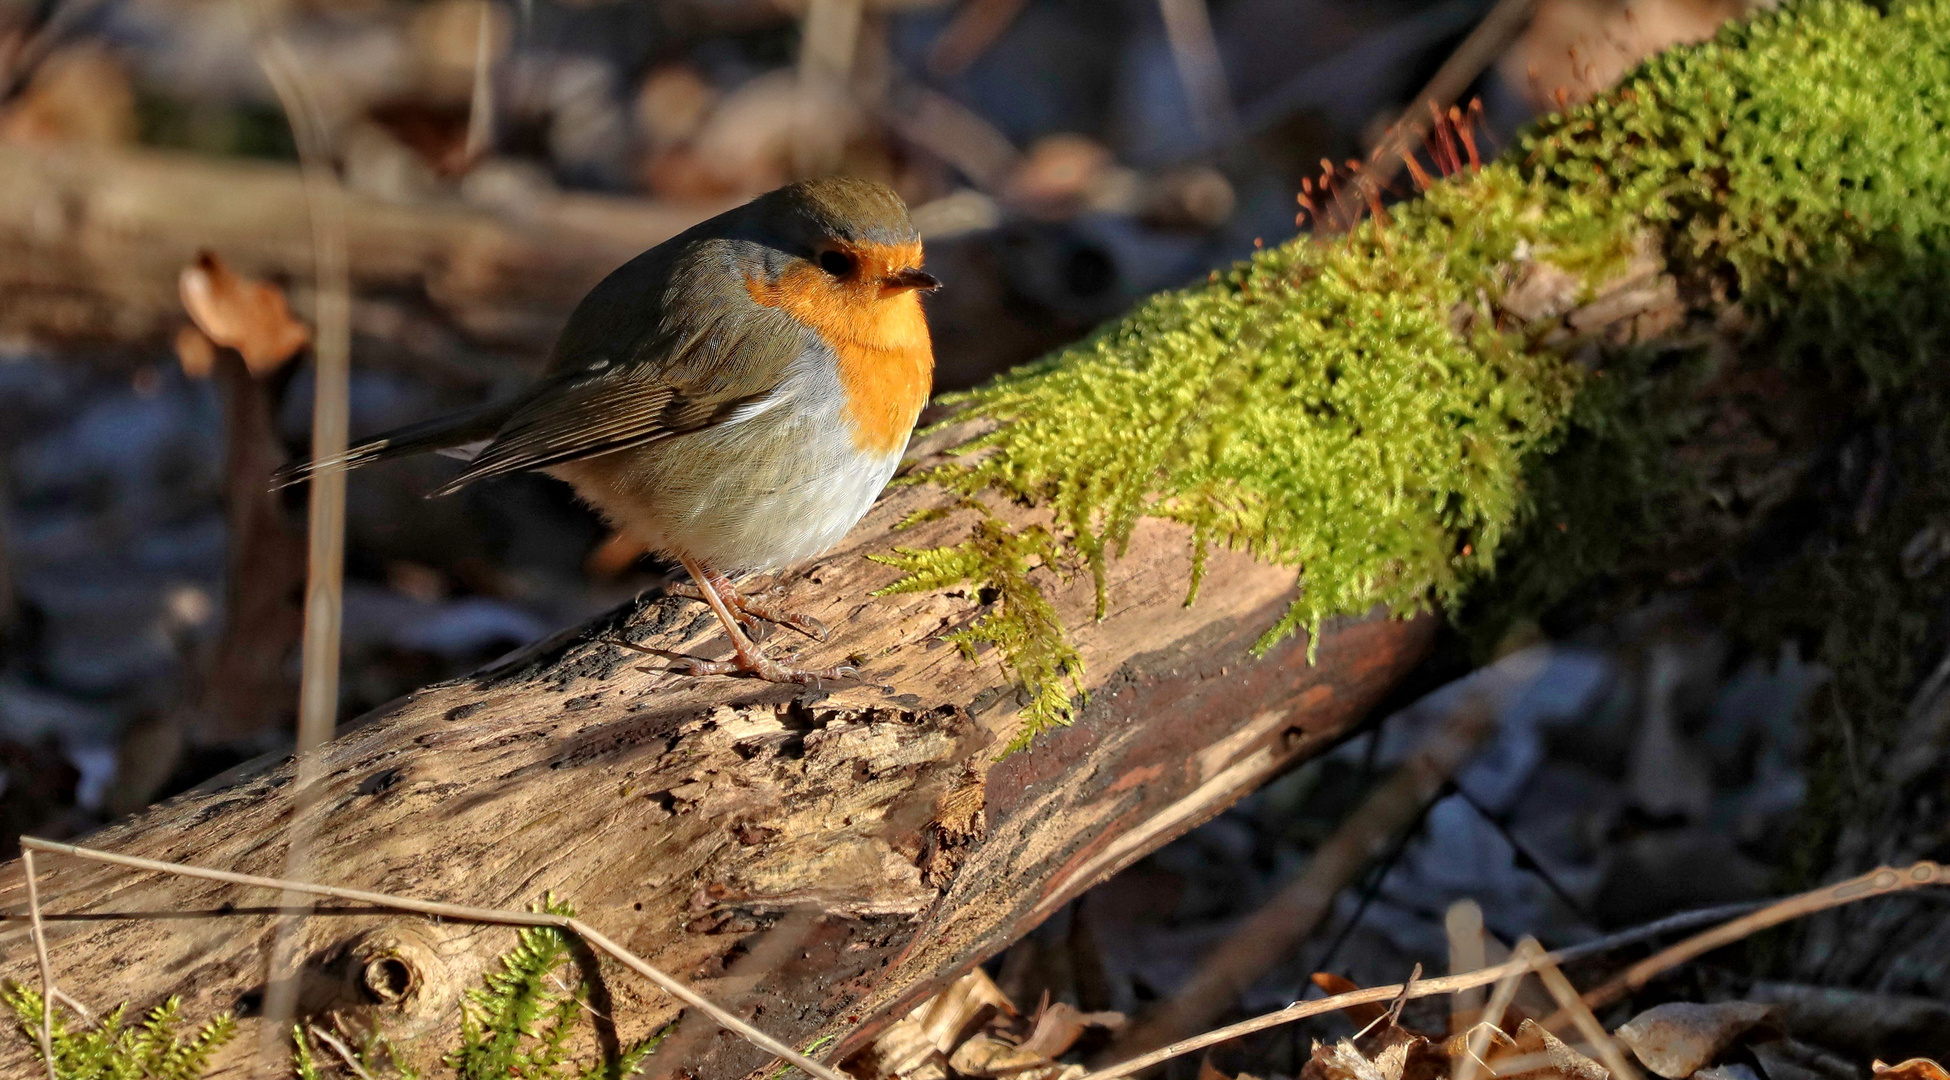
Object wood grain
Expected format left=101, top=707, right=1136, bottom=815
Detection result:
left=0, top=478, right=1433, bottom=1077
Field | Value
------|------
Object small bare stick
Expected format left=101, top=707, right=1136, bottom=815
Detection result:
left=19, top=836, right=849, bottom=1080
left=1530, top=949, right=1640, bottom=1080
left=1550, top=859, right=1947, bottom=1023
left=1081, top=860, right=1945, bottom=1080
left=1446, top=899, right=1487, bottom=1034
left=309, top=1024, right=379, bottom=1080
left=51, top=989, right=95, bottom=1026
left=24, top=849, right=56, bottom=1080
left=1478, top=937, right=1532, bottom=1035
left=1454, top=933, right=1531, bottom=1080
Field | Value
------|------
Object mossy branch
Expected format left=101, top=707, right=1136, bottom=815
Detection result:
left=889, top=0, right=1950, bottom=745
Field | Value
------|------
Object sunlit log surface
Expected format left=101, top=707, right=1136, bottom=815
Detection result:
left=0, top=470, right=1433, bottom=1077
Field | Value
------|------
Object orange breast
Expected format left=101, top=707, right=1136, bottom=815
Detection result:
left=746, top=255, right=935, bottom=456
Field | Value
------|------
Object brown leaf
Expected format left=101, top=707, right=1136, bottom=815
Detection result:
left=1312, top=972, right=1390, bottom=1031
left=174, top=324, right=218, bottom=379
left=1614, top=1002, right=1779, bottom=1080
left=1506, top=1020, right=1609, bottom=1080
left=1017, top=1001, right=1124, bottom=1060
left=179, top=252, right=311, bottom=375
left=947, top=1033, right=1050, bottom=1078
left=1304, top=1038, right=1417, bottom=1080
left=1875, top=1060, right=1950, bottom=1080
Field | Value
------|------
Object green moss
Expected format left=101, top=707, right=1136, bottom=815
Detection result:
left=449, top=898, right=669, bottom=1080
left=877, top=512, right=1084, bottom=747
left=4, top=987, right=236, bottom=1080
left=891, top=0, right=1950, bottom=745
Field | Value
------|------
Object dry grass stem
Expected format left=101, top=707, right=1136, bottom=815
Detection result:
left=24, top=849, right=56, bottom=1080
left=19, top=836, right=850, bottom=1080
left=1529, top=949, right=1640, bottom=1080
left=1084, top=861, right=1944, bottom=1080
left=1454, top=933, right=1531, bottom=1080
left=1113, top=703, right=1495, bottom=1057
left=1446, top=900, right=1487, bottom=1034
left=1556, top=860, right=1947, bottom=1020
left=50, top=988, right=95, bottom=1026
left=1156, top=0, right=1236, bottom=140
left=242, top=3, right=355, bottom=1062
left=309, top=1024, right=380, bottom=1080
left=463, top=0, right=495, bottom=163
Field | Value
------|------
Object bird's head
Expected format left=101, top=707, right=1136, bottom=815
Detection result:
left=744, top=178, right=941, bottom=303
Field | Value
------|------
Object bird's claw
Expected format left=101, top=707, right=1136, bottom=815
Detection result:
left=607, top=638, right=855, bottom=684
left=665, top=581, right=828, bottom=640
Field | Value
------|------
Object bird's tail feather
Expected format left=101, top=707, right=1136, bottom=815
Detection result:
left=270, top=401, right=514, bottom=491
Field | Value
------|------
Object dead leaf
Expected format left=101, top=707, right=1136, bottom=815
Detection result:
left=174, top=325, right=219, bottom=379
left=1613, top=1002, right=1778, bottom=1080
left=1313, top=972, right=1391, bottom=1032
left=179, top=252, right=311, bottom=375
left=1304, top=1038, right=1416, bottom=1080
left=1017, top=1001, right=1123, bottom=1060
left=1875, top=1060, right=1950, bottom=1080
left=949, top=1033, right=1050, bottom=1078
left=1507, top=1020, right=1608, bottom=1080
left=859, top=968, right=1017, bottom=1080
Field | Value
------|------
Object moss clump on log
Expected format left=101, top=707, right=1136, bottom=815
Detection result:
left=883, top=0, right=1950, bottom=745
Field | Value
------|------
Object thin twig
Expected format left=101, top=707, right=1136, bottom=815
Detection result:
left=19, top=837, right=850, bottom=1080
left=51, top=988, right=96, bottom=1026
left=463, top=0, right=496, bottom=164
left=243, top=6, right=354, bottom=1065
left=1082, top=860, right=1945, bottom=1080
left=1112, top=703, right=1495, bottom=1057
left=1530, top=950, right=1639, bottom=1080
left=1446, top=899, right=1487, bottom=1035
left=1455, top=936, right=1534, bottom=1080
left=1307, top=781, right=1451, bottom=978
left=1322, top=0, right=1537, bottom=233
left=1156, top=0, right=1237, bottom=142
left=309, top=1024, right=380, bottom=1080
left=1554, top=859, right=1946, bottom=1021
left=24, top=849, right=56, bottom=1080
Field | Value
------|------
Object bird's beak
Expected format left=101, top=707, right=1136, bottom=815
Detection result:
left=881, top=268, right=942, bottom=295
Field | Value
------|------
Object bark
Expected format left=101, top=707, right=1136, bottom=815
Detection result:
left=0, top=475, right=1435, bottom=1077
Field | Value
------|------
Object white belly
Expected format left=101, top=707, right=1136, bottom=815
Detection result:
left=549, top=356, right=911, bottom=573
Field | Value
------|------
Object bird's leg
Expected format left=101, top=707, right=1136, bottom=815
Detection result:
left=645, top=555, right=854, bottom=684
left=665, top=568, right=830, bottom=641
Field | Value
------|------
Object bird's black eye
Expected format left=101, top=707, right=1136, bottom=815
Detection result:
left=818, top=250, right=854, bottom=277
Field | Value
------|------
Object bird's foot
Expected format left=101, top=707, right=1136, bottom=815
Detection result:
left=665, top=581, right=830, bottom=640
left=617, top=641, right=856, bottom=685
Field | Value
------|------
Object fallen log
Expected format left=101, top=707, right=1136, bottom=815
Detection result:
left=0, top=477, right=1434, bottom=1077
left=8, top=2, right=1950, bottom=1073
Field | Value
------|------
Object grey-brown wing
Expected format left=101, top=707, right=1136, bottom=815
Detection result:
left=430, top=241, right=804, bottom=495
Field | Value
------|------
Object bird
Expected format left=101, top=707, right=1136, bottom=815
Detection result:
left=273, top=177, right=939, bottom=684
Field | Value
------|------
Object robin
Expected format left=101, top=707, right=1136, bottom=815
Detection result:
left=274, top=177, right=939, bottom=684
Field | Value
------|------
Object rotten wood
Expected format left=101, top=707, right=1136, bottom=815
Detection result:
left=0, top=473, right=1434, bottom=1077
